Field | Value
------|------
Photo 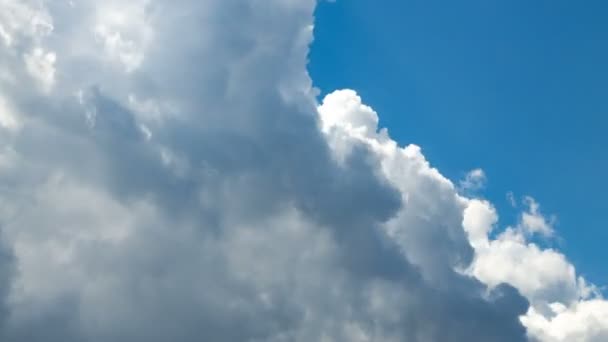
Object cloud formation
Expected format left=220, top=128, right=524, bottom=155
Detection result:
left=319, top=90, right=608, bottom=342
left=0, top=1, right=604, bottom=341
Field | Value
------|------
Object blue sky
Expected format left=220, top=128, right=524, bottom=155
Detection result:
left=311, top=0, right=608, bottom=286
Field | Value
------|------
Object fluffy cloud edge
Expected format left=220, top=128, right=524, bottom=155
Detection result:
left=318, top=89, right=608, bottom=342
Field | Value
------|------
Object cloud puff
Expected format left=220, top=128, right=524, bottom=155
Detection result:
left=459, top=168, right=487, bottom=192
left=461, top=198, right=608, bottom=342
left=0, top=1, right=602, bottom=341
left=522, top=300, right=608, bottom=342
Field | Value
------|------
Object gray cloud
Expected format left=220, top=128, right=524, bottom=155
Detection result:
left=0, top=1, right=529, bottom=341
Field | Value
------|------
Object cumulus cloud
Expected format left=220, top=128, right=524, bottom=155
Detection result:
left=522, top=300, right=608, bottom=342
left=0, top=1, right=603, bottom=341
left=461, top=197, right=608, bottom=342
left=319, top=89, right=608, bottom=342
left=463, top=200, right=583, bottom=305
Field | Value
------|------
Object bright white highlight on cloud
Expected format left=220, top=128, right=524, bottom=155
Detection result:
left=319, top=90, right=608, bottom=342
left=0, top=0, right=53, bottom=46
left=23, top=48, right=56, bottom=91
left=522, top=300, right=608, bottom=342
left=0, top=1, right=604, bottom=341
left=93, top=1, right=151, bottom=72
left=0, top=96, right=19, bottom=131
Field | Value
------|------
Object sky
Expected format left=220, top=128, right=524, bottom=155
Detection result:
left=0, top=0, right=607, bottom=341
left=311, top=0, right=608, bottom=286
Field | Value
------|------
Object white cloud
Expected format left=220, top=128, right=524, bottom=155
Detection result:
left=0, top=0, right=53, bottom=46
left=462, top=199, right=574, bottom=303
left=519, top=196, right=555, bottom=237
left=507, top=191, right=517, bottom=207
left=319, top=89, right=608, bottom=341
left=90, top=0, right=152, bottom=72
left=522, top=300, right=608, bottom=342
left=320, top=89, right=476, bottom=286
left=463, top=199, right=496, bottom=249
left=460, top=193, right=608, bottom=341
left=0, top=96, right=19, bottom=131
left=318, top=89, right=382, bottom=139
left=23, top=48, right=56, bottom=91
left=95, top=27, right=144, bottom=72
left=460, top=168, right=487, bottom=192
left=470, top=223, right=579, bottom=305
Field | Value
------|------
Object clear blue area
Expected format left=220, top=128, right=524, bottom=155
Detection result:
left=310, top=0, right=608, bottom=286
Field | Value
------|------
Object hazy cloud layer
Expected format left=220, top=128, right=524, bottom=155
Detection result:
left=0, top=1, right=604, bottom=341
